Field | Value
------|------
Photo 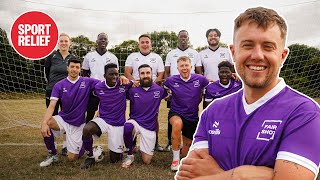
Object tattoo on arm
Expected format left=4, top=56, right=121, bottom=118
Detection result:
left=283, top=160, right=299, bottom=169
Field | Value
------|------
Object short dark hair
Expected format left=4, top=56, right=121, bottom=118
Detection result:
left=104, top=63, right=118, bottom=74
left=139, top=34, right=151, bottom=41
left=138, top=64, right=152, bottom=72
left=178, top=30, right=188, bottom=36
left=218, top=61, right=233, bottom=70
left=206, top=28, right=221, bottom=38
left=68, top=57, right=81, bottom=66
left=97, top=32, right=108, bottom=39
left=234, top=7, right=287, bottom=40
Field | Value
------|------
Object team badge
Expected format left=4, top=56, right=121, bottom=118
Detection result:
left=256, top=120, right=282, bottom=141
left=150, top=58, right=156, bottom=63
left=220, top=53, right=226, bottom=58
left=188, top=53, right=194, bottom=58
left=193, top=80, right=200, bottom=87
left=154, top=91, right=160, bottom=98
left=119, top=87, right=125, bottom=93
left=80, top=81, right=86, bottom=88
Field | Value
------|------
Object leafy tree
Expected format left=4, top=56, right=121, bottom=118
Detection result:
left=70, top=35, right=96, bottom=60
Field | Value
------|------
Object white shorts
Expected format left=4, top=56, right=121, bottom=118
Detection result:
left=52, top=115, right=85, bottom=154
left=126, top=119, right=156, bottom=155
left=91, top=117, right=124, bottom=153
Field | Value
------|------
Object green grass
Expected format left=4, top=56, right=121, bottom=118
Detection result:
left=0, top=98, right=319, bottom=179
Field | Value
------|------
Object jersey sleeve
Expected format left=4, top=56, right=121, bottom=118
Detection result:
left=276, top=102, right=320, bottom=176
left=202, top=76, right=210, bottom=88
left=50, top=82, right=61, bottom=100
left=82, top=53, right=90, bottom=70
left=195, top=52, right=202, bottom=67
left=204, top=86, right=214, bottom=102
left=157, top=55, right=165, bottom=72
left=125, top=54, right=134, bottom=67
left=163, top=78, right=171, bottom=89
left=165, top=52, right=172, bottom=66
left=191, top=109, right=209, bottom=151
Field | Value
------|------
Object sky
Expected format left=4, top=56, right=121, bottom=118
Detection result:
left=0, top=0, right=319, bottom=49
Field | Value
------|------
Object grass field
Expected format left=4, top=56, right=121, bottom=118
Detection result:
left=0, top=98, right=319, bottom=179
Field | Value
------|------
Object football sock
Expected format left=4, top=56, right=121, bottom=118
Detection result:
left=82, top=137, right=93, bottom=157
left=44, top=129, right=57, bottom=155
left=173, top=150, right=180, bottom=161
left=124, top=123, right=134, bottom=155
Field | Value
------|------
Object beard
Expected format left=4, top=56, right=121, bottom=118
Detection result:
left=208, top=41, right=219, bottom=47
left=140, top=78, right=153, bottom=87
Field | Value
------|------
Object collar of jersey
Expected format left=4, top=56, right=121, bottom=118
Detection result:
left=209, top=46, right=220, bottom=52
left=219, top=80, right=230, bottom=88
left=178, top=47, right=189, bottom=51
left=180, top=75, right=191, bottom=82
left=105, top=81, right=117, bottom=88
left=67, top=76, right=80, bottom=84
left=139, top=51, right=151, bottom=56
left=242, top=78, right=286, bottom=115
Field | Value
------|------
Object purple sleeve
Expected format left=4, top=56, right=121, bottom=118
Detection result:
left=51, top=82, right=61, bottom=99
left=202, top=76, right=210, bottom=88
left=204, top=86, right=213, bottom=100
left=277, top=102, right=320, bottom=175
left=163, top=78, right=170, bottom=89
left=161, top=88, right=168, bottom=99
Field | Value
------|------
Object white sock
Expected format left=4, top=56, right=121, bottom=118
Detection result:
left=173, top=150, right=180, bottom=161
left=128, top=154, right=134, bottom=160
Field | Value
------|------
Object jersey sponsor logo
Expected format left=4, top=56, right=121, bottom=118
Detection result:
left=134, top=58, right=139, bottom=61
left=63, top=87, right=67, bottom=92
left=173, top=83, right=179, bottom=88
left=150, top=58, right=156, bottom=63
left=220, top=53, right=226, bottom=58
left=99, top=90, right=105, bottom=94
left=256, top=120, right=282, bottom=141
left=134, top=93, right=139, bottom=98
left=214, top=92, right=220, bottom=97
left=204, top=55, right=208, bottom=58
left=106, top=58, right=111, bottom=63
left=79, top=81, right=86, bottom=88
left=193, top=80, right=200, bottom=87
left=154, top=91, right=161, bottom=98
left=208, top=121, right=220, bottom=135
left=188, top=53, right=194, bottom=58
left=119, top=87, right=125, bottom=93
left=91, top=58, right=96, bottom=62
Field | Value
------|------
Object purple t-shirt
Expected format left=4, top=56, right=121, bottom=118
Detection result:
left=205, top=79, right=242, bottom=101
left=94, top=80, right=132, bottom=126
left=51, top=77, right=100, bottom=126
left=193, top=84, right=320, bottom=175
left=164, top=74, right=209, bottom=122
left=128, top=83, right=167, bottom=131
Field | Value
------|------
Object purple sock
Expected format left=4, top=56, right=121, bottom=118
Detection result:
left=44, top=129, right=57, bottom=155
left=78, top=144, right=85, bottom=159
left=82, top=137, right=93, bottom=157
left=123, top=123, right=134, bottom=155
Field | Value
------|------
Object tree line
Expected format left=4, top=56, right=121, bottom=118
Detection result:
left=0, top=28, right=319, bottom=98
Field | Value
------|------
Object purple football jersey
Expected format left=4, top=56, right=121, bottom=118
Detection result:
left=193, top=81, right=320, bottom=175
left=205, top=79, right=242, bottom=101
left=94, top=80, right=132, bottom=126
left=164, top=74, right=209, bottom=122
left=51, top=77, right=100, bottom=126
left=128, top=83, right=167, bottom=131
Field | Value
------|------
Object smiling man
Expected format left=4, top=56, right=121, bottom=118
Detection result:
left=80, top=63, right=132, bottom=169
left=163, top=56, right=209, bottom=171
left=82, top=32, right=119, bottom=123
left=124, top=34, right=165, bottom=152
left=203, top=61, right=242, bottom=109
left=176, top=7, right=320, bottom=180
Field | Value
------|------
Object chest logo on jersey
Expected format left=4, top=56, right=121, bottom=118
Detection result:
left=63, top=88, right=67, bottom=92
left=80, top=82, right=86, bottom=89
left=91, top=58, right=96, bottom=62
left=99, top=90, right=105, bottom=94
left=193, top=80, right=200, bottom=87
left=208, top=121, right=220, bottom=135
left=214, top=92, right=220, bottom=97
left=134, top=93, right=139, bottom=98
left=119, top=87, right=125, bottom=93
left=173, top=83, right=179, bottom=88
left=134, top=58, right=139, bottom=61
left=154, top=91, right=161, bottom=98
left=150, top=58, right=156, bottom=63
left=204, top=55, right=208, bottom=58
left=188, top=53, right=194, bottom=58
left=220, top=53, right=226, bottom=58
left=173, top=54, right=178, bottom=58
left=106, top=58, right=111, bottom=63
left=256, top=120, right=282, bottom=141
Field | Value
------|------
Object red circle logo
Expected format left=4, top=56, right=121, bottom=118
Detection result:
left=10, top=11, right=58, bottom=60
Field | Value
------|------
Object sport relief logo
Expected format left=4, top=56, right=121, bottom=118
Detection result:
left=256, top=120, right=282, bottom=141
left=10, top=11, right=58, bottom=60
